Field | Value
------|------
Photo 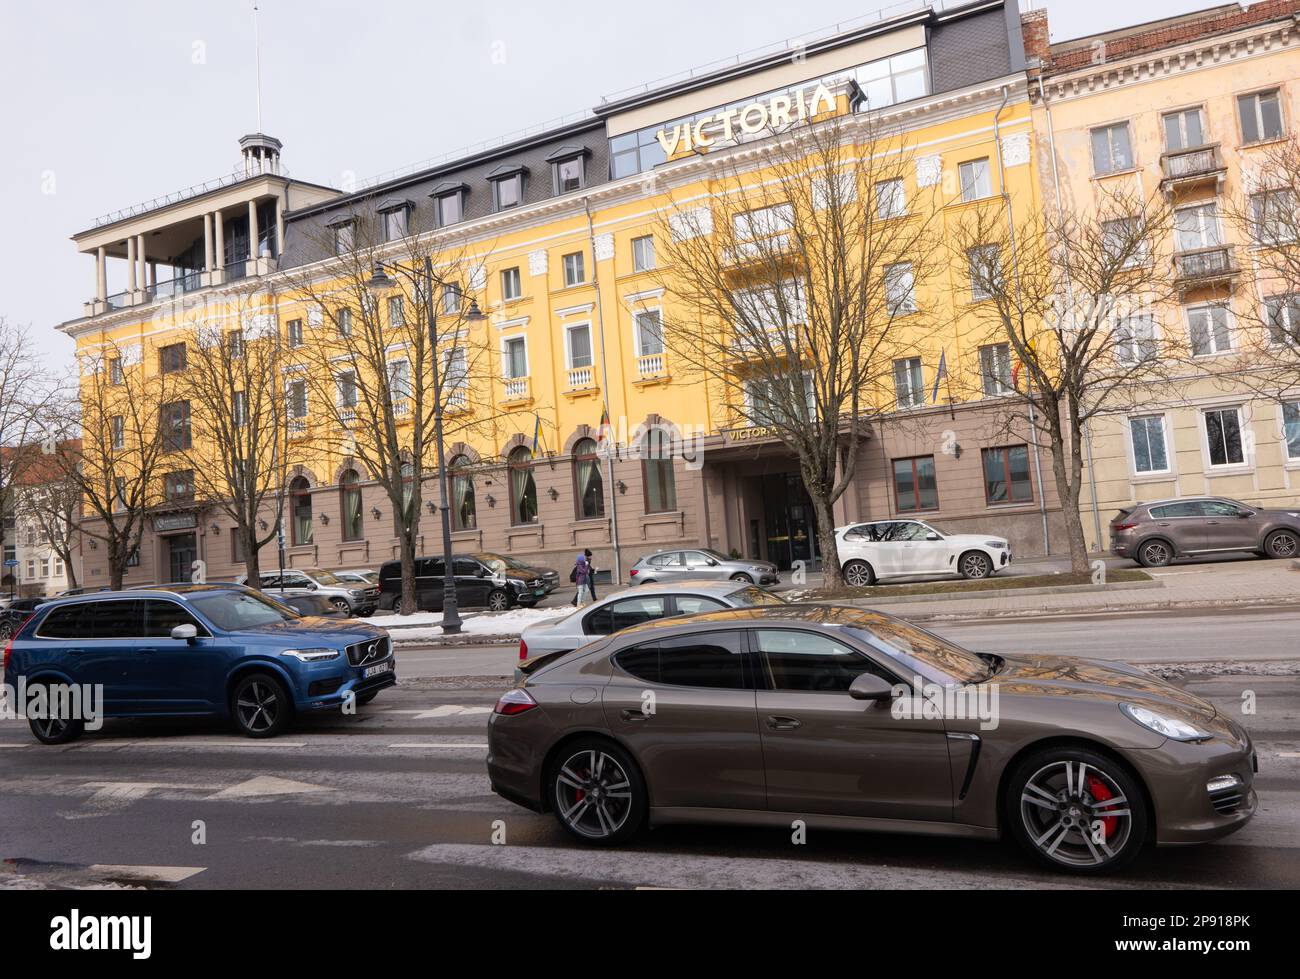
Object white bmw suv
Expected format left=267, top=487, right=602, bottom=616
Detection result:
left=834, top=519, right=1011, bottom=586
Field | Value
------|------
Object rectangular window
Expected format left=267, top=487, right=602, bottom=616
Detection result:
left=979, top=343, right=1012, bottom=395
left=383, top=207, right=408, bottom=242
left=562, top=251, right=586, bottom=287
left=110, top=415, right=124, bottom=451
left=434, top=193, right=462, bottom=227
left=387, top=295, right=404, bottom=327
left=1091, top=122, right=1134, bottom=174
left=334, top=223, right=354, bottom=255
left=1265, top=295, right=1300, bottom=346
left=733, top=204, right=794, bottom=242
left=164, top=470, right=194, bottom=502
left=1175, top=202, right=1223, bottom=252
left=1102, top=217, right=1149, bottom=268
left=1188, top=304, right=1232, bottom=356
left=566, top=323, right=593, bottom=369
left=875, top=178, right=906, bottom=219
left=160, top=401, right=191, bottom=452
left=855, top=47, right=928, bottom=108
left=892, top=357, right=923, bottom=409
left=501, top=267, right=521, bottom=301
left=884, top=262, right=916, bottom=315
left=287, top=379, right=308, bottom=419
left=1204, top=407, right=1245, bottom=467
left=1129, top=415, right=1169, bottom=474
left=1114, top=314, right=1157, bottom=363
left=968, top=244, right=1001, bottom=301
left=1284, top=402, right=1300, bottom=460
left=554, top=157, right=585, bottom=194
left=159, top=343, right=187, bottom=374
left=109, top=357, right=124, bottom=385
left=336, top=307, right=353, bottom=337
left=503, top=336, right=528, bottom=379
left=442, top=283, right=461, bottom=314
left=444, top=347, right=468, bottom=392
left=388, top=359, right=411, bottom=401
left=335, top=370, right=358, bottom=409
left=893, top=456, right=938, bottom=512
left=1163, top=107, right=1205, bottom=151
left=634, top=310, right=664, bottom=356
left=232, top=390, right=247, bottom=428
left=113, top=477, right=127, bottom=512
left=982, top=445, right=1032, bottom=504
left=632, top=235, right=656, bottom=272
left=1238, top=89, right=1283, bottom=144
left=958, top=158, right=991, bottom=202
left=287, top=318, right=303, bottom=348
left=1250, top=189, right=1297, bottom=245
left=493, top=174, right=523, bottom=211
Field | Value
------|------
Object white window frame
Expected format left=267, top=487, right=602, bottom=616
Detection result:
left=1186, top=303, right=1233, bottom=357
left=1199, top=404, right=1250, bottom=470
left=501, top=267, right=522, bottom=302
left=1175, top=202, right=1224, bottom=253
left=562, top=251, right=586, bottom=287
left=1162, top=106, right=1205, bottom=151
left=1113, top=313, right=1158, bottom=364
left=875, top=178, right=906, bottom=219
left=501, top=334, right=529, bottom=380
left=979, top=342, right=1013, bottom=396
left=632, top=235, right=655, bottom=272
left=1127, top=413, right=1173, bottom=476
left=1090, top=122, right=1134, bottom=175
left=1282, top=399, right=1300, bottom=463
left=564, top=321, right=594, bottom=370
left=893, top=357, right=924, bottom=409
left=633, top=308, right=664, bottom=357
left=884, top=262, right=916, bottom=316
left=387, top=358, right=412, bottom=401
left=958, top=158, right=991, bottom=202
left=968, top=244, right=1001, bottom=302
left=1238, top=89, right=1283, bottom=145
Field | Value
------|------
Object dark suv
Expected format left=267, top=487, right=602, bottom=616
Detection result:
left=378, top=554, right=550, bottom=613
left=1111, top=496, right=1300, bottom=567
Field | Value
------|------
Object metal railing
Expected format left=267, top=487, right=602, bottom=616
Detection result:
left=1174, top=245, right=1237, bottom=281
left=90, top=164, right=291, bottom=229
left=1161, top=144, right=1225, bottom=182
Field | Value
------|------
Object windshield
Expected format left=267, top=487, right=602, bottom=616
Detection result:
left=474, top=553, right=521, bottom=573
left=307, top=570, right=342, bottom=585
left=700, top=548, right=731, bottom=562
left=189, top=590, right=300, bottom=630
left=727, top=586, right=787, bottom=607
left=846, top=614, right=990, bottom=685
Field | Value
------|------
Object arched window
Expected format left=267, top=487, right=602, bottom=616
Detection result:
left=290, top=476, right=313, bottom=545
left=340, top=469, right=363, bottom=542
left=572, top=438, right=604, bottom=520
left=450, top=454, right=476, bottom=531
left=642, top=429, right=677, bottom=514
left=508, top=446, right=538, bottom=525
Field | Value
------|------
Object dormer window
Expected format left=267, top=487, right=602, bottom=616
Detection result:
left=488, top=165, right=527, bottom=212
left=326, top=214, right=356, bottom=255
left=429, top=182, right=468, bottom=228
left=546, top=145, right=591, bottom=195
left=377, top=198, right=413, bottom=242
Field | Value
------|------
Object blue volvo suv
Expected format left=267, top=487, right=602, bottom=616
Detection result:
left=1, top=584, right=396, bottom=744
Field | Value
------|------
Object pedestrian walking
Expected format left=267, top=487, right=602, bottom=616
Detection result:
left=571, top=552, right=590, bottom=607
left=583, top=549, right=598, bottom=602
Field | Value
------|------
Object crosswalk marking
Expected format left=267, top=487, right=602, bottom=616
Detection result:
left=87, top=865, right=206, bottom=884
left=209, top=776, right=334, bottom=800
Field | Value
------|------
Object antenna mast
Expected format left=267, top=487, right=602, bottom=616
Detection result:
left=253, top=2, right=264, bottom=131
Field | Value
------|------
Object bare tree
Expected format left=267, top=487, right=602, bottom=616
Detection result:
left=177, top=289, right=301, bottom=581
left=949, top=184, right=1177, bottom=573
left=652, top=110, right=943, bottom=584
left=0, top=318, right=51, bottom=594
left=12, top=440, right=82, bottom=591
left=42, top=337, right=178, bottom=590
left=284, top=214, right=503, bottom=614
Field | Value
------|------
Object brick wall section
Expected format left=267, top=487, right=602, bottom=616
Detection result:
left=1030, top=0, right=1300, bottom=74
left=1020, top=9, right=1050, bottom=65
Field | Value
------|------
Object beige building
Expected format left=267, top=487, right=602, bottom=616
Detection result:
left=1026, top=1, right=1300, bottom=551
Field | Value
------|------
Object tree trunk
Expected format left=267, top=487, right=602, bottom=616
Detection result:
left=398, top=522, right=417, bottom=616
left=242, top=526, right=261, bottom=583
left=811, top=493, right=842, bottom=587
left=108, top=535, right=125, bottom=591
left=1043, top=408, right=1090, bottom=576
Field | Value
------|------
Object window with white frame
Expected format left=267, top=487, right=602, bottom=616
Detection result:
left=1175, top=202, right=1223, bottom=253
left=1102, top=217, right=1149, bottom=268
left=232, top=390, right=247, bottom=427
left=433, top=191, right=463, bottom=227
left=566, top=322, right=593, bottom=369
left=744, top=372, right=815, bottom=426
left=562, top=251, right=586, bottom=287
left=335, top=369, right=358, bottom=410
left=382, top=206, right=409, bottom=242
left=893, top=357, right=924, bottom=409
left=884, top=262, right=916, bottom=315
left=287, top=378, right=308, bottom=420
left=1188, top=304, right=1232, bottom=356
left=336, top=307, right=353, bottom=338
left=1203, top=406, right=1246, bottom=467
left=979, top=342, right=1013, bottom=396
left=733, top=204, right=793, bottom=242
left=1250, top=189, right=1298, bottom=245
left=333, top=222, right=354, bottom=255
left=387, top=295, right=404, bottom=327
left=634, top=309, right=664, bottom=356
left=110, top=414, right=124, bottom=451
left=388, top=359, right=411, bottom=402
left=1238, top=89, right=1283, bottom=144
left=632, top=235, right=655, bottom=272
left=733, top=280, right=805, bottom=343
left=443, top=347, right=468, bottom=392
left=501, top=267, right=521, bottom=301
left=968, top=244, right=1001, bottom=301
left=958, top=158, right=991, bottom=202
left=1163, top=107, right=1205, bottom=151
left=1090, top=122, right=1134, bottom=174
left=1266, top=295, right=1300, bottom=346
left=442, top=283, right=461, bottom=314
left=492, top=173, right=524, bottom=211
left=1129, top=415, right=1170, bottom=474
left=287, top=318, right=304, bottom=347
left=875, top=178, right=906, bottom=219
left=553, top=155, right=585, bottom=194
left=502, top=335, right=528, bottom=379
left=1284, top=401, right=1300, bottom=460
left=1114, top=314, right=1157, bottom=363
left=25, top=559, right=35, bottom=579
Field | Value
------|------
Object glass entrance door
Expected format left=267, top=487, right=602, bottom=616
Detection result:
left=760, top=473, right=819, bottom=571
left=167, top=533, right=197, bottom=584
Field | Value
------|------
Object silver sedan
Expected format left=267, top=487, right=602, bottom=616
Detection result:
left=517, top=579, right=786, bottom=661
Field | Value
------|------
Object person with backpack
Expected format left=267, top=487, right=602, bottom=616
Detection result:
left=583, top=548, right=598, bottom=602
left=570, top=552, right=590, bottom=607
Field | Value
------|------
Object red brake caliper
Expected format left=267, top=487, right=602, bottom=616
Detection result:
left=1087, top=776, right=1117, bottom=838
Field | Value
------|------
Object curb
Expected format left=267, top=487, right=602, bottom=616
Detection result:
left=828, top=578, right=1163, bottom=608
left=891, top=596, right=1300, bottom=622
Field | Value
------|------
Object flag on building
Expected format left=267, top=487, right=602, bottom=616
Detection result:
left=931, top=350, right=947, bottom=404
left=531, top=413, right=541, bottom=454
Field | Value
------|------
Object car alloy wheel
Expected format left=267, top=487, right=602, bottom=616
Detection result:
left=553, top=745, right=641, bottom=843
left=331, top=599, right=351, bottom=614
left=1266, top=530, right=1298, bottom=559
left=959, top=552, right=992, bottom=579
left=233, top=674, right=289, bottom=738
left=1012, top=753, right=1144, bottom=873
left=843, top=560, right=876, bottom=587
left=487, top=589, right=509, bottom=612
left=730, top=573, right=754, bottom=584
left=27, top=686, right=85, bottom=745
left=1138, top=540, right=1172, bottom=567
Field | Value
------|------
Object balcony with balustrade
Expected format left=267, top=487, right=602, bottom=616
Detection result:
left=563, top=364, right=599, bottom=400
left=1173, top=244, right=1238, bottom=295
left=634, top=351, right=670, bottom=385
left=1159, top=144, right=1227, bottom=195
left=501, top=376, right=532, bottom=405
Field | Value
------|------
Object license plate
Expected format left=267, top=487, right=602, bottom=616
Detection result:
left=534, top=589, right=546, bottom=596
left=364, top=661, right=391, bottom=678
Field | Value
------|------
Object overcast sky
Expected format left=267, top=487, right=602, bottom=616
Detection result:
left=0, top=0, right=1217, bottom=368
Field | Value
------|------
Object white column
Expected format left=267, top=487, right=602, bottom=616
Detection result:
left=136, top=235, right=147, bottom=293
left=96, top=246, right=107, bottom=301
left=214, top=210, right=225, bottom=272
left=248, top=199, right=260, bottom=261
left=126, top=236, right=137, bottom=292
left=274, top=196, right=284, bottom=260
left=203, top=213, right=214, bottom=271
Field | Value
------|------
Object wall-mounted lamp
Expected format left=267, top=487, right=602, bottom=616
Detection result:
left=258, top=519, right=269, bottom=531
left=89, top=540, right=97, bottom=550
left=547, top=486, right=559, bottom=501
left=953, top=443, right=963, bottom=460
left=617, top=480, right=628, bottom=495
left=371, top=507, right=382, bottom=520
left=210, top=523, right=221, bottom=534
left=485, top=494, right=496, bottom=509
left=426, top=500, right=438, bottom=515
left=318, top=512, right=330, bottom=525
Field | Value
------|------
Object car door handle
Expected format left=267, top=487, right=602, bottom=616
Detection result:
left=766, top=715, right=802, bottom=730
left=620, top=709, right=651, bottom=722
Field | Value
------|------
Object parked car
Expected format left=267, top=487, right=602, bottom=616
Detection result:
left=2, top=584, right=396, bottom=744
left=378, top=554, right=550, bottom=613
left=0, top=597, right=46, bottom=641
left=518, top=579, right=786, bottom=660
left=235, top=567, right=379, bottom=616
left=335, top=569, right=379, bottom=586
left=490, top=604, right=1256, bottom=873
left=475, top=552, right=560, bottom=594
left=1111, top=496, right=1300, bottom=567
left=834, top=519, right=1010, bottom=586
left=628, top=548, right=779, bottom=586
left=275, top=592, right=350, bottom=619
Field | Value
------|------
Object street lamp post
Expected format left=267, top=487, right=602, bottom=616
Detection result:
left=367, top=259, right=484, bottom=636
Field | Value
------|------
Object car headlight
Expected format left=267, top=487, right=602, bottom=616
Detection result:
left=984, top=541, right=1007, bottom=549
left=1120, top=702, right=1209, bottom=741
left=281, top=648, right=341, bottom=663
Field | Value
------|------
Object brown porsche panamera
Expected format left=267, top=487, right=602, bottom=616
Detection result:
left=487, top=606, right=1257, bottom=873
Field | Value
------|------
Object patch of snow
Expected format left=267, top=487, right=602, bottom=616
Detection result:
left=363, top=605, right=572, bottom=640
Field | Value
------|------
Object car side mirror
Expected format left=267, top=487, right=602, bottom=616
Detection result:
left=170, top=624, right=198, bottom=642
left=926, top=533, right=941, bottom=541
left=1238, top=511, right=1252, bottom=518
left=706, top=559, right=718, bottom=566
left=848, top=673, right=895, bottom=702
left=307, top=583, right=318, bottom=590
left=477, top=568, right=488, bottom=577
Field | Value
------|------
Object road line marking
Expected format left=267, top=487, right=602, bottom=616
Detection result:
left=386, top=742, right=489, bottom=749
left=208, top=776, right=334, bottom=800
left=88, top=865, right=206, bottom=883
left=81, top=739, right=307, bottom=748
left=1279, top=752, right=1300, bottom=758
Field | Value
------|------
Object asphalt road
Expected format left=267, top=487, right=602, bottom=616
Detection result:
left=2, top=661, right=1297, bottom=890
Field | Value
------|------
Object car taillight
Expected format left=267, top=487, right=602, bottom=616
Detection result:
left=518, top=638, right=528, bottom=661
left=1112, top=522, right=1138, bottom=531
left=2, top=637, right=12, bottom=673
left=494, top=688, right=538, bottom=716
left=629, top=568, right=638, bottom=577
